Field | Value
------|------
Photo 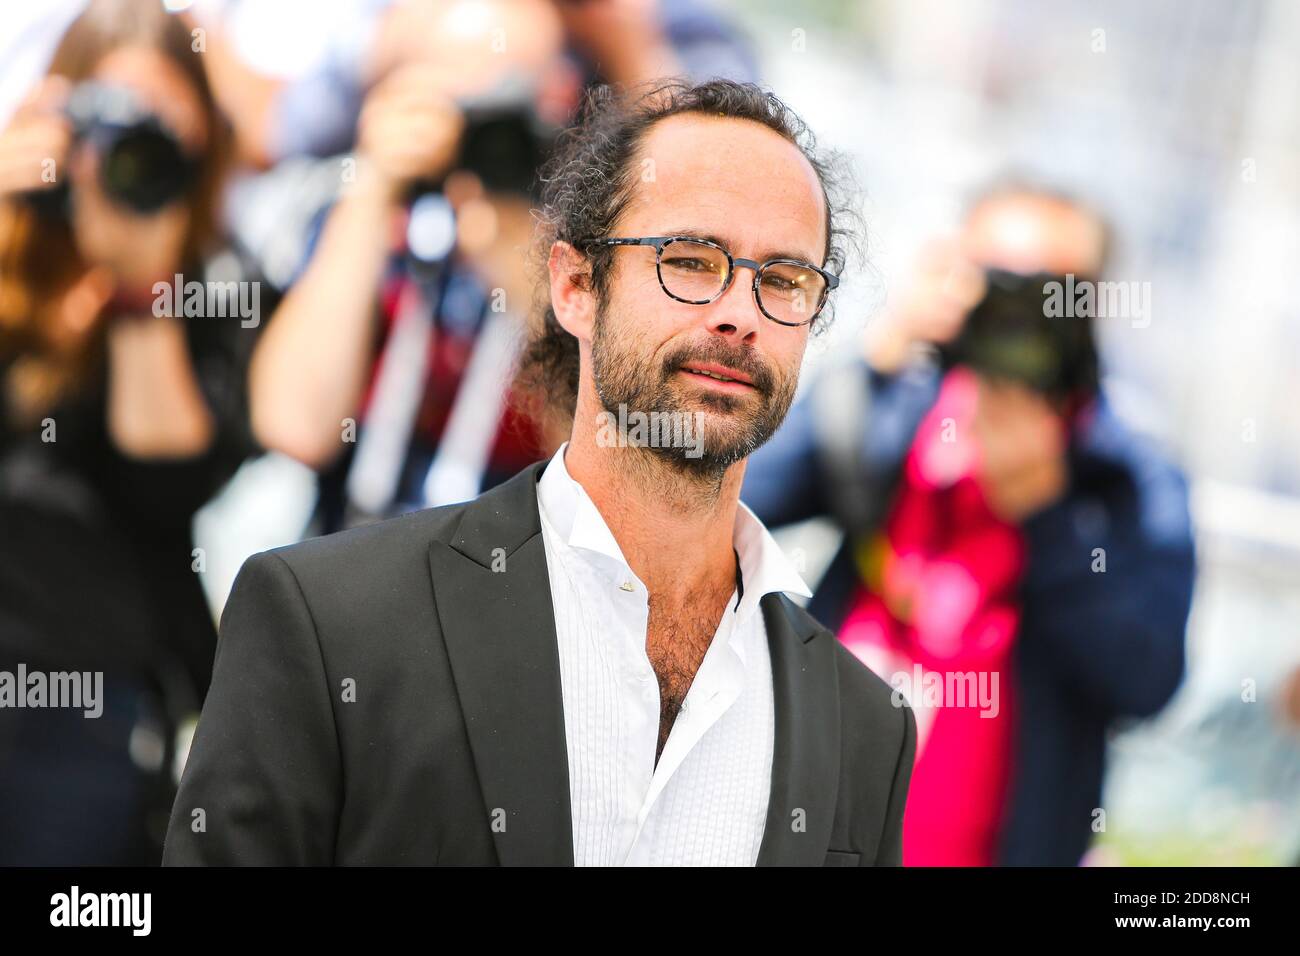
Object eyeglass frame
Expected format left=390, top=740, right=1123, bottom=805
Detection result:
left=578, top=235, right=840, bottom=327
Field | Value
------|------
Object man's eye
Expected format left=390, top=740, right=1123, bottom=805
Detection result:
left=664, top=257, right=716, bottom=272
left=761, top=274, right=796, bottom=292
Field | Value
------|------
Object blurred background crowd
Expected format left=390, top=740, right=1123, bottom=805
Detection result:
left=0, top=0, right=1297, bottom=866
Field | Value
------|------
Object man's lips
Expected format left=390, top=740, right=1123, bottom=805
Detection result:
left=678, top=362, right=757, bottom=389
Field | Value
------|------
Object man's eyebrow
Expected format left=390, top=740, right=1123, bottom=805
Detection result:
left=659, top=227, right=822, bottom=266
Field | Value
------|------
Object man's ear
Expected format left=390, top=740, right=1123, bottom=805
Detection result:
left=548, top=240, right=596, bottom=340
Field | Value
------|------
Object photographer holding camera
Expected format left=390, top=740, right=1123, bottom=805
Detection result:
left=0, top=0, right=256, bottom=864
left=248, top=0, right=584, bottom=533
left=742, top=185, right=1197, bottom=865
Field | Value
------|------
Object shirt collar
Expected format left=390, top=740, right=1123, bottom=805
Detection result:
left=536, top=441, right=812, bottom=628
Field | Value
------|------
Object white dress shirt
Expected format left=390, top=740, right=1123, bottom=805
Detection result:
left=535, top=441, right=813, bottom=866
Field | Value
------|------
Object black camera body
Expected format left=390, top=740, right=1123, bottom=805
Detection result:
left=455, top=99, right=557, bottom=198
left=410, top=76, right=560, bottom=202
left=28, top=81, right=197, bottom=218
left=940, top=268, right=1100, bottom=400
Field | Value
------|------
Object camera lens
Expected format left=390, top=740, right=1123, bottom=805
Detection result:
left=99, top=124, right=193, bottom=213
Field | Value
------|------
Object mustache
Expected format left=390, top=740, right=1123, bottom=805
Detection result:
left=661, top=341, right=776, bottom=394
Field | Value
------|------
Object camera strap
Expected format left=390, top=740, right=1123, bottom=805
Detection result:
left=345, top=278, right=436, bottom=517
left=420, top=306, right=520, bottom=508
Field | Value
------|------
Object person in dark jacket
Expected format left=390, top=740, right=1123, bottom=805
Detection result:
left=0, top=0, right=256, bottom=865
left=742, top=185, right=1195, bottom=865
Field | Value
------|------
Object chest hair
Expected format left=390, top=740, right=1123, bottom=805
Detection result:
left=645, top=586, right=734, bottom=764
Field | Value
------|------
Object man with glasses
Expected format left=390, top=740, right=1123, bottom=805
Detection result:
left=164, top=79, right=916, bottom=867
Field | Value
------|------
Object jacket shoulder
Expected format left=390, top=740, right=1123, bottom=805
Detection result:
left=832, top=638, right=907, bottom=722
left=781, top=596, right=905, bottom=723
left=261, top=500, right=468, bottom=583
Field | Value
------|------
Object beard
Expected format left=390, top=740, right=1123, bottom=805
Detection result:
left=590, top=298, right=799, bottom=480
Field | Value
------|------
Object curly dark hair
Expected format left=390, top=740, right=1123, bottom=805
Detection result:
left=514, top=78, right=861, bottom=439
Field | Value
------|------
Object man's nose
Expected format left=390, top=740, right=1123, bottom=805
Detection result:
left=702, top=268, right=763, bottom=343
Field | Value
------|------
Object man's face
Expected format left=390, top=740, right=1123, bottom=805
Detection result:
left=589, top=113, right=829, bottom=477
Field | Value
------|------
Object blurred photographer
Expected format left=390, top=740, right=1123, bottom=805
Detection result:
left=0, top=0, right=255, bottom=864
left=248, top=0, right=590, bottom=531
left=742, top=186, right=1196, bottom=865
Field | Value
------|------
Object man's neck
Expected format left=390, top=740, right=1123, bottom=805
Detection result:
left=562, top=391, right=743, bottom=602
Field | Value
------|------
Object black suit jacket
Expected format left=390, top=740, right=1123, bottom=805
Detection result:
left=163, top=458, right=917, bottom=866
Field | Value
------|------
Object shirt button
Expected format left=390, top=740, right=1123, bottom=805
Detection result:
left=619, top=580, right=635, bottom=592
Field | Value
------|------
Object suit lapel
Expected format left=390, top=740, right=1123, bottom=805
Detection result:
left=428, top=461, right=575, bottom=865
left=756, top=593, right=842, bottom=866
